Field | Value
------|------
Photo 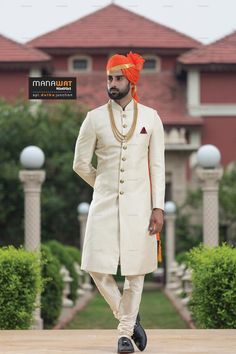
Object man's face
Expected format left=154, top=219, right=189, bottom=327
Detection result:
left=107, top=70, right=131, bottom=100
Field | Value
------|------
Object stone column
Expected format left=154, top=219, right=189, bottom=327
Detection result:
left=78, top=213, right=88, bottom=250
left=165, top=213, right=176, bottom=285
left=19, top=170, right=46, bottom=251
left=197, top=168, right=223, bottom=246
left=19, top=169, right=46, bottom=329
left=77, top=203, right=93, bottom=290
left=77, top=202, right=90, bottom=250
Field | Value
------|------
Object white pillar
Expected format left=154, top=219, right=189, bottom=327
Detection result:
left=197, top=168, right=223, bottom=246
left=29, top=67, right=42, bottom=109
left=19, top=170, right=45, bottom=251
left=165, top=214, right=176, bottom=285
left=19, top=146, right=45, bottom=329
left=78, top=213, right=88, bottom=250
left=77, top=202, right=90, bottom=250
left=19, top=170, right=45, bottom=329
left=164, top=201, right=177, bottom=286
left=77, top=203, right=93, bottom=290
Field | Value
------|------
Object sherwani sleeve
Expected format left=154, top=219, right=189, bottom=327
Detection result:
left=148, top=110, right=165, bottom=211
left=72, top=112, right=97, bottom=188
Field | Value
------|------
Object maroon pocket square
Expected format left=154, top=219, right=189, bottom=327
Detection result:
left=140, top=127, right=147, bottom=134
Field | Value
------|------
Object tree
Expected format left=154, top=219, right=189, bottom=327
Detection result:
left=0, top=98, right=94, bottom=247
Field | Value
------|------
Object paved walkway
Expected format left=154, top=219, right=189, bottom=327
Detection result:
left=1, top=329, right=236, bottom=354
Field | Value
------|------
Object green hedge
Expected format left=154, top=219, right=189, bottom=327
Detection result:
left=46, top=240, right=78, bottom=303
left=65, top=245, right=82, bottom=264
left=187, top=243, right=236, bottom=328
left=176, top=251, right=188, bottom=265
left=0, top=246, right=41, bottom=329
left=41, top=244, right=63, bottom=328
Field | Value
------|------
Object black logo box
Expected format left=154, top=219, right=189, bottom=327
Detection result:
left=29, top=77, right=77, bottom=100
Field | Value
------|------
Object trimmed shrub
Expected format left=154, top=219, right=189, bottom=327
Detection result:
left=41, top=244, right=63, bottom=328
left=0, top=246, right=41, bottom=329
left=65, top=245, right=82, bottom=264
left=187, top=243, right=236, bottom=328
left=176, top=251, right=188, bottom=265
left=46, top=240, right=78, bottom=303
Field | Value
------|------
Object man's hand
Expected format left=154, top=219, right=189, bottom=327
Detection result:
left=148, top=208, right=164, bottom=235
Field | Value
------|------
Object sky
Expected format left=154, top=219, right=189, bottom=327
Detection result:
left=0, top=0, right=235, bottom=45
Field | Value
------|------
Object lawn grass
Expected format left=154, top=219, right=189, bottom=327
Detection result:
left=65, top=288, right=188, bottom=329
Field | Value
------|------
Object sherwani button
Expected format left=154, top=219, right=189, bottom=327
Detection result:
left=120, top=168, right=124, bottom=172
left=123, top=124, right=127, bottom=128
left=119, top=191, right=124, bottom=195
left=123, top=145, right=127, bottom=150
left=122, top=113, right=126, bottom=118
left=120, top=179, right=124, bottom=183
left=122, top=157, right=126, bottom=161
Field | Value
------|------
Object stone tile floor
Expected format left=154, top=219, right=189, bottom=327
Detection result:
left=1, top=329, right=236, bottom=354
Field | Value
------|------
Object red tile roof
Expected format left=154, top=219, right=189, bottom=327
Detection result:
left=28, top=4, right=201, bottom=49
left=178, top=30, right=236, bottom=65
left=63, top=71, right=202, bottom=126
left=0, top=34, right=50, bottom=62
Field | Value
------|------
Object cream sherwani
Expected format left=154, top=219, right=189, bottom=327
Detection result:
left=73, top=99, right=165, bottom=276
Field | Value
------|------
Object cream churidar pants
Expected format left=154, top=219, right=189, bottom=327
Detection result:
left=89, top=271, right=145, bottom=339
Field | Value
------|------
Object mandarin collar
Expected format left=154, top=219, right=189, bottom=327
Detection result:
left=109, top=98, right=135, bottom=112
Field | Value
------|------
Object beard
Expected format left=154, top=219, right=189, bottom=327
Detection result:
left=107, top=82, right=131, bottom=100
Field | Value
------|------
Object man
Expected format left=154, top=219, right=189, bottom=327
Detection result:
left=73, top=51, right=165, bottom=353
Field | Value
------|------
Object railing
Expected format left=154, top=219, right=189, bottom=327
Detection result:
left=167, top=261, right=193, bottom=305
left=58, top=263, right=94, bottom=322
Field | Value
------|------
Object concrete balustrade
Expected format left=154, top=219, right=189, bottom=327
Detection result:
left=58, top=265, right=73, bottom=321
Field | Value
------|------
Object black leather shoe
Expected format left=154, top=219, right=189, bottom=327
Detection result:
left=117, top=336, right=134, bottom=353
left=131, top=313, right=147, bottom=351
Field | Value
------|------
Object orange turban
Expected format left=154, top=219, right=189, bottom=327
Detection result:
left=106, top=51, right=145, bottom=102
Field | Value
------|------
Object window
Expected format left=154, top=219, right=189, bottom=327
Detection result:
left=68, top=55, right=91, bottom=72
left=73, top=59, right=88, bottom=70
left=143, top=59, right=156, bottom=70
left=143, top=56, right=161, bottom=72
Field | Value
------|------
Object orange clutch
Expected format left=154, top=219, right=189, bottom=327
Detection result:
left=156, top=232, right=162, bottom=262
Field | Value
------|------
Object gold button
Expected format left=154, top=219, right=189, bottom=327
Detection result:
left=122, top=157, right=126, bottom=161
left=120, top=179, right=124, bottom=183
left=120, top=168, right=124, bottom=172
left=123, top=124, right=127, bottom=128
left=120, top=191, right=124, bottom=195
left=122, top=113, right=126, bottom=118
left=123, top=145, right=127, bottom=150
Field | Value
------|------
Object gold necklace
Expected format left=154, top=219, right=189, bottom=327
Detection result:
left=107, top=99, right=138, bottom=143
